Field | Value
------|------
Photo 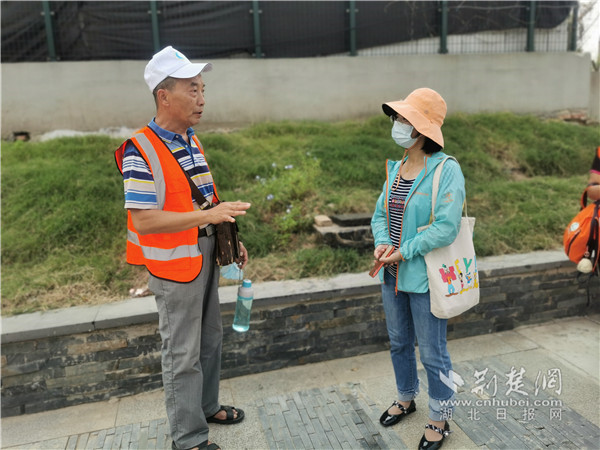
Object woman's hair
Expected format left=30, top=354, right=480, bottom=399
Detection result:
left=421, top=136, right=442, bottom=154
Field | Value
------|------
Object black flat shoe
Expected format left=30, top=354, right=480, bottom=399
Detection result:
left=418, top=421, right=451, bottom=450
left=379, top=400, right=416, bottom=427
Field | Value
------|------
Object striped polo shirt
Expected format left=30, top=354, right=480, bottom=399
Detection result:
left=121, top=120, right=215, bottom=209
left=386, top=176, right=414, bottom=279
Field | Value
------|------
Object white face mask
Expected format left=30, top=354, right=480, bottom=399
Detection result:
left=391, top=121, right=417, bottom=148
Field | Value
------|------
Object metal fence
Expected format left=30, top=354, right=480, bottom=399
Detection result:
left=1, top=1, right=578, bottom=63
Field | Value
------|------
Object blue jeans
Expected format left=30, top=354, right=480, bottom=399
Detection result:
left=381, top=271, right=455, bottom=421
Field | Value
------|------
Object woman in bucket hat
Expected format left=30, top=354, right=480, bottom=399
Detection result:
left=371, top=88, right=466, bottom=450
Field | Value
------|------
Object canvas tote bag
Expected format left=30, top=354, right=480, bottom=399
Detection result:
left=418, top=157, right=480, bottom=319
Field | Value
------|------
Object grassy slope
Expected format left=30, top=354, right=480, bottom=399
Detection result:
left=1, top=114, right=597, bottom=315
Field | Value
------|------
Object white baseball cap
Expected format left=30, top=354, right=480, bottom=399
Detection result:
left=144, top=46, right=212, bottom=92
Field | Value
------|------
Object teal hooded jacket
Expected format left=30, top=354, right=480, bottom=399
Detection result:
left=371, top=151, right=466, bottom=293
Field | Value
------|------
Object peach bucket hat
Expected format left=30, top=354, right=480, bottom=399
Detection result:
left=382, top=88, right=447, bottom=148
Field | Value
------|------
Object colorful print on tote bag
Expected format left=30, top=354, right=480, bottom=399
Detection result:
left=437, top=248, right=479, bottom=297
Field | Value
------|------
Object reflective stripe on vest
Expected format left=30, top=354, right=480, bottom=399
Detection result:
left=117, top=126, right=204, bottom=282
left=127, top=230, right=201, bottom=261
left=131, top=132, right=167, bottom=209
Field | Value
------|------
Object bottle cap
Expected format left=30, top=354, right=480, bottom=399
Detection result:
left=242, top=279, right=252, bottom=288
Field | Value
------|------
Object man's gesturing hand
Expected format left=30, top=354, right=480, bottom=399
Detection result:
left=207, top=201, right=251, bottom=224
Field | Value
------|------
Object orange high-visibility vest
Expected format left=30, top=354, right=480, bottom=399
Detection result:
left=115, top=126, right=217, bottom=282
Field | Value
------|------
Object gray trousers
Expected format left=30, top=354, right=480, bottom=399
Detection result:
left=148, top=234, right=223, bottom=449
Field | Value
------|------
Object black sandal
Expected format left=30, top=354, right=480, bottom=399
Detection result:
left=206, top=405, right=245, bottom=425
left=172, top=440, right=221, bottom=450
left=418, top=421, right=451, bottom=450
left=379, top=400, right=416, bottom=427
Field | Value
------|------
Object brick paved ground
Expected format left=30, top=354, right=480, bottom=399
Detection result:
left=63, top=418, right=171, bottom=449
left=52, top=383, right=403, bottom=450
left=451, top=357, right=600, bottom=449
left=256, top=384, right=406, bottom=449
left=14, top=356, right=600, bottom=449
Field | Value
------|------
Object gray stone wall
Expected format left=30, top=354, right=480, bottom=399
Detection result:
left=1, top=52, right=595, bottom=138
left=1, top=324, right=164, bottom=417
left=2, top=251, right=598, bottom=417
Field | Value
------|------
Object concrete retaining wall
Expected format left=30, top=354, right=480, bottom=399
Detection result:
left=1, top=52, right=595, bottom=138
left=1, top=250, right=599, bottom=417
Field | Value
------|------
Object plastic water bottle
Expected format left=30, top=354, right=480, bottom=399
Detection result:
left=232, top=279, right=253, bottom=332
